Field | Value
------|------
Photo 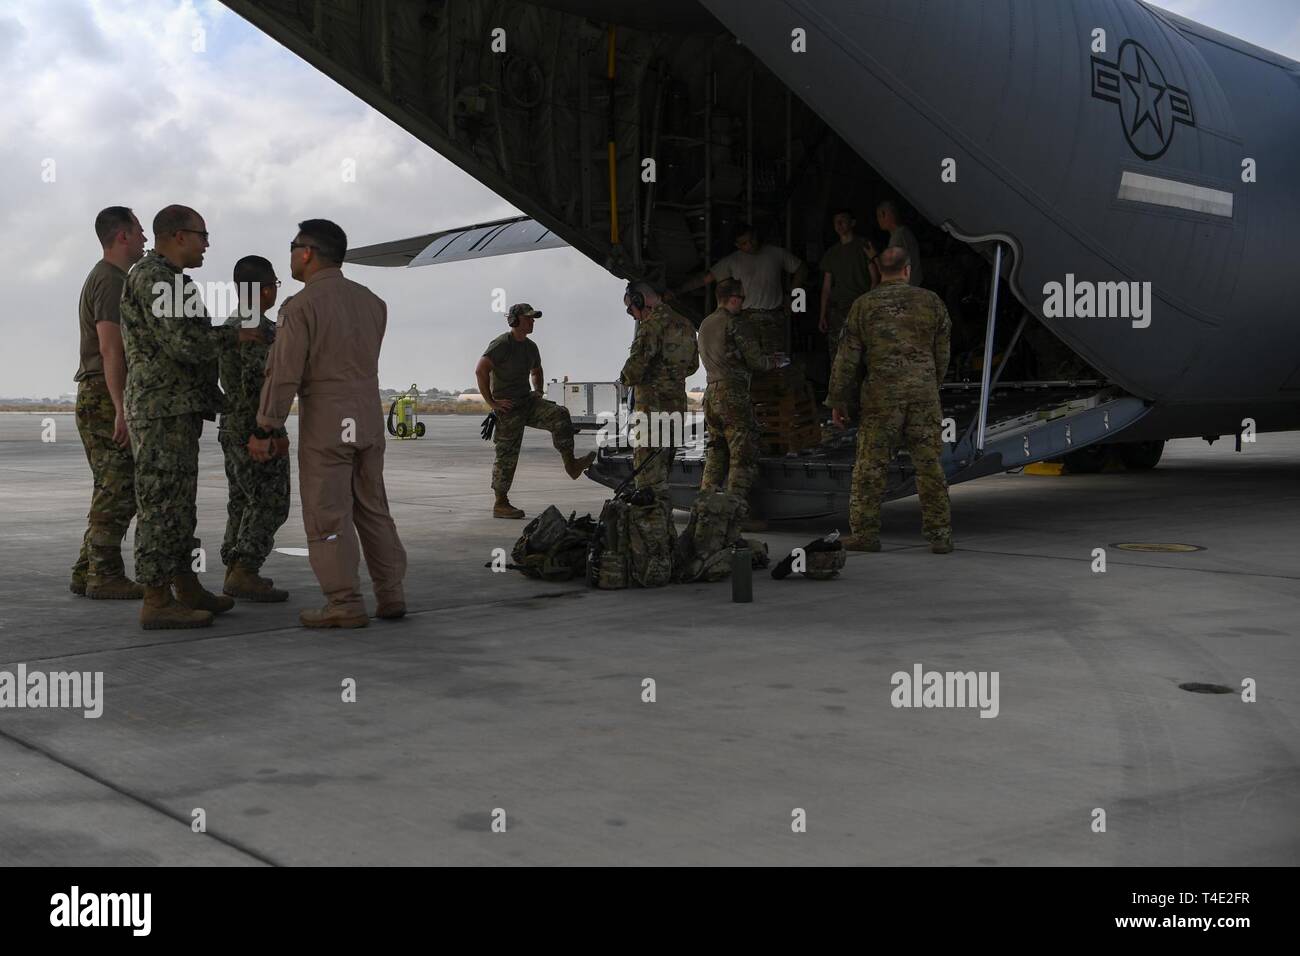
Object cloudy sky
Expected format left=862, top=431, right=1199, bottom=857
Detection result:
left=1, top=0, right=1297, bottom=398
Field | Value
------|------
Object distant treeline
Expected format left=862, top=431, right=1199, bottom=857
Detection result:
left=3, top=399, right=491, bottom=415
left=407, top=400, right=489, bottom=415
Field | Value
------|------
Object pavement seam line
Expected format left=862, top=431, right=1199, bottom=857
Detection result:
left=0, top=725, right=280, bottom=867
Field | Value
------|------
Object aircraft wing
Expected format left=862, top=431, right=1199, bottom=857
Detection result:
left=345, top=215, right=568, bottom=268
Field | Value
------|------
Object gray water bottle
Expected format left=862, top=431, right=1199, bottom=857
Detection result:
left=731, top=545, right=752, bottom=603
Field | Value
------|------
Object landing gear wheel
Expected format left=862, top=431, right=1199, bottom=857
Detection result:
left=395, top=422, right=410, bottom=438
left=1063, top=445, right=1106, bottom=474
left=414, top=421, right=426, bottom=438
left=1119, top=440, right=1164, bottom=470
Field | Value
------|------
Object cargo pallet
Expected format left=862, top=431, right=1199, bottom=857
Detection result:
left=752, top=368, right=822, bottom=455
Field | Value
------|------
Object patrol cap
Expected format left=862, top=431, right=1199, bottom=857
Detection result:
left=508, top=302, right=542, bottom=322
left=716, top=278, right=745, bottom=300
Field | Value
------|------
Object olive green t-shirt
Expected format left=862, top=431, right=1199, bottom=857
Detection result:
left=819, top=237, right=871, bottom=311
left=75, top=259, right=127, bottom=381
left=483, top=332, right=542, bottom=403
left=888, top=225, right=924, bottom=287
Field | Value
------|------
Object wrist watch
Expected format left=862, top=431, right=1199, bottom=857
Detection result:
left=252, top=426, right=273, bottom=440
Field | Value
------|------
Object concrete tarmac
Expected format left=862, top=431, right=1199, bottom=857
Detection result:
left=1, top=413, right=1297, bottom=865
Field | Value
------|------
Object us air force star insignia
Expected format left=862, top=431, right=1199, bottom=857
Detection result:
left=1091, top=39, right=1195, bottom=160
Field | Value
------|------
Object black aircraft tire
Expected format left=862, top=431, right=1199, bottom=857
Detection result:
left=1119, top=440, right=1165, bottom=470
left=1063, top=446, right=1106, bottom=474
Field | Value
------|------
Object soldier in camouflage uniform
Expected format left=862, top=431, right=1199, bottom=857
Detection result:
left=218, top=256, right=291, bottom=601
left=119, top=205, right=267, bottom=629
left=71, top=207, right=147, bottom=599
left=697, top=278, right=784, bottom=499
left=827, top=247, right=953, bottom=553
left=619, top=281, right=699, bottom=509
left=475, top=303, right=595, bottom=519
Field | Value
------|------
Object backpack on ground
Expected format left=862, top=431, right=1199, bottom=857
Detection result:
left=673, top=491, right=749, bottom=582
left=589, top=498, right=631, bottom=589
left=587, top=448, right=678, bottom=590
left=745, top=538, right=771, bottom=570
left=590, top=488, right=674, bottom=589
left=508, top=505, right=597, bottom=582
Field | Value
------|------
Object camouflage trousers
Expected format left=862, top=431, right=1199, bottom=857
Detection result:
left=632, top=444, right=677, bottom=506
left=72, top=376, right=137, bottom=584
left=746, top=309, right=788, bottom=396
left=700, top=382, right=758, bottom=498
left=850, top=400, right=951, bottom=542
left=220, top=432, right=291, bottom=572
left=826, top=305, right=849, bottom=369
left=492, top=395, right=575, bottom=495
left=129, top=413, right=203, bottom=588
left=630, top=398, right=683, bottom=509
left=747, top=308, right=787, bottom=354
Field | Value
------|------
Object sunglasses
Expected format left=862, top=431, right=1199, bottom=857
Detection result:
left=290, top=241, right=319, bottom=252
left=179, top=228, right=209, bottom=241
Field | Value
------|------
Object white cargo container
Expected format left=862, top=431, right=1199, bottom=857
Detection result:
left=545, top=380, right=626, bottom=431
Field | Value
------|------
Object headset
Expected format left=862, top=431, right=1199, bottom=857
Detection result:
left=624, top=282, right=645, bottom=312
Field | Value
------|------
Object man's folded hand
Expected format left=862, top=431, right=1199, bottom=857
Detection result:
left=247, top=434, right=274, bottom=462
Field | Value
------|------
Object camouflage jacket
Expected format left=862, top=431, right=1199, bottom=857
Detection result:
left=722, top=309, right=776, bottom=389
left=699, top=305, right=775, bottom=391
left=120, top=250, right=238, bottom=421
left=826, top=280, right=951, bottom=410
left=219, top=313, right=282, bottom=440
left=620, top=302, right=699, bottom=413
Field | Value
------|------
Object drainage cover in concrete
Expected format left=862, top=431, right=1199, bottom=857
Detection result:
left=1112, top=542, right=1205, bottom=553
left=1179, top=682, right=1234, bottom=694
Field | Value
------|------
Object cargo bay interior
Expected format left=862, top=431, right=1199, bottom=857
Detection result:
left=548, top=17, right=1150, bottom=475
left=226, top=1, right=1159, bottom=485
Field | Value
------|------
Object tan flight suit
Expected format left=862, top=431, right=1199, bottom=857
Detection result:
left=257, top=267, right=407, bottom=613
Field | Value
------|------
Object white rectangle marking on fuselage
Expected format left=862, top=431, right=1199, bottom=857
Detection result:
left=1118, top=171, right=1233, bottom=217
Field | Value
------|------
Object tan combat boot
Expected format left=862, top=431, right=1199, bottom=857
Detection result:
left=562, top=449, right=596, bottom=479
left=173, top=570, right=235, bottom=614
left=300, top=605, right=370, bottom=629
left=87, top=574, right=145, bottom=600
left=375, top=601, right=407, bottom=620
left=841, top=535, right=882, bottom=552
left=223, top=563, right=288, bottom=603
left=140, top=585, right=213, bottom=630
left=493, top=495, right=525, bottom=519
left=225, top=564, right=277, bottom=587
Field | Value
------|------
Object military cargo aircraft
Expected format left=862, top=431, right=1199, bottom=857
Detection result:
left=223, top=0, right=1300, bottom=519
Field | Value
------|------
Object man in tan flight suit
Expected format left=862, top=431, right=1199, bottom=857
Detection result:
left=250, top=219, right=407, bottom=628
